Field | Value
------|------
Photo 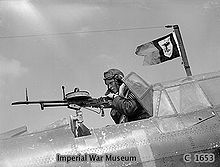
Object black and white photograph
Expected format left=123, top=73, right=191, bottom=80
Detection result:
left=0, top=0, right=220, bottom=166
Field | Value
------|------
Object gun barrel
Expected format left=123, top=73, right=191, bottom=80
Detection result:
left=12, top=100, right=67, bottom=105
left=43, top=104, right=69, bottom=107
left=12, top=101, right=32, bottom=105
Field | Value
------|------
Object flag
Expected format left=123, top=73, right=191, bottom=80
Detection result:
left=135, top=33, right=180, bottom=65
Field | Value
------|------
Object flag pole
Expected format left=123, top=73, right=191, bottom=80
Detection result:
left=165, top=25, right=192, bottom=76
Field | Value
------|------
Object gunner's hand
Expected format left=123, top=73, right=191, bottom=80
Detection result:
left=106, top=93, right=118, bottom=99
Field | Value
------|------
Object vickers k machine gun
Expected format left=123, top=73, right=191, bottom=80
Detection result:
left=12, top=86, right=112, bottom=137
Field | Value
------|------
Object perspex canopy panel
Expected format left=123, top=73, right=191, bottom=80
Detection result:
left=153, top=71, right=220, bottom=117
left=123, top=72, right=153, bottom=116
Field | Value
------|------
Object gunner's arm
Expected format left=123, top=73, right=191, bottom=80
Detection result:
left=111, top=94, right=138, bottom=116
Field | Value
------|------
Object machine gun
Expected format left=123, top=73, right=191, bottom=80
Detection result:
left=12, top=86, right=113, bottom=137
left=12, top=86, right=112, bottom=118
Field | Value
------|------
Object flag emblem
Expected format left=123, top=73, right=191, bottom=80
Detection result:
left=158, top=36, right=173, bottom=58
left=135, top=33, right=180, bottom=65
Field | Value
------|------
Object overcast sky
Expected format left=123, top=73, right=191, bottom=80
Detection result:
left=0, top=0, right=220, bottom=133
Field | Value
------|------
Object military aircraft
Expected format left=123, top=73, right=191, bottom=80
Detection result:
left=0, top=71, right=220, bottom=167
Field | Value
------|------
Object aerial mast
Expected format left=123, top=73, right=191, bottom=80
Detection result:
left=165, top=24, right=192, bottom=76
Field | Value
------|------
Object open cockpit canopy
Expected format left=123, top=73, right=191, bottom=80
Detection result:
left=124, top=71, right=220, bottom=118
